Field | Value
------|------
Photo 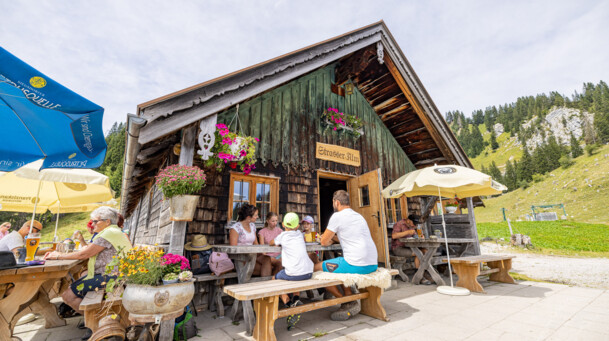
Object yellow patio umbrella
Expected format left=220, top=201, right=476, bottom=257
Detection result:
left=382, top=164, right=507, bottom=296
left=0, top=160, right=113, bottom=237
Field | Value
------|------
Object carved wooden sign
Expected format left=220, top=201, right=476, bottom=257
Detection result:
left=315, top=142, right=361, bottom=167
left=197, top=114, right=218, bottom=160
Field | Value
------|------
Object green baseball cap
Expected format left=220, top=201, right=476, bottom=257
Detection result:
left=283, top=212, right=299, bottom=229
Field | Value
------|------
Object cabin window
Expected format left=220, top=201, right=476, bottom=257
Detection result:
left=359, top=185, right=370, bottom=207
left=385, top=198, right=395, bottom=224
left=394, top=198, right=403, bottom=221
left=386, top=197, right=406, bottom=223
left=228, top=173, right=279, bottom=223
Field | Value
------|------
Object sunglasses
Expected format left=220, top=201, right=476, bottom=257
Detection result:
left=91, top=219, right=106, bottom=224
left=31, top=226, right=41, bottom=233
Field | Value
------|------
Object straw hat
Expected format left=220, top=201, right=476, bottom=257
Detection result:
left=185, top=234, right=212, bottom=251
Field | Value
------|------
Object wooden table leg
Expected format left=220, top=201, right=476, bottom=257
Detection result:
left=452, top=263, right=484, bottom=293
left=232, top=253, right=257, bottom=336
left=30, top=286, right=66, bottom=329
left=487, top=259, right=516, bottom=284
left=0, top=279, right=45, bottom=341
left=359, top=286, right=389, bottom=322
left=411, top=246, right=446, bottom=286
left=253, top=296, right=278, bottom=341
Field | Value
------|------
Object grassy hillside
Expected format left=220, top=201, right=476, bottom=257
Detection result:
left=40, top=211, right=93, bottom=242
left=470, top=125, right=522, bottom=171
left=474, top=143, right=609, bottom=224
left=478, top=221, right=609, bottom=258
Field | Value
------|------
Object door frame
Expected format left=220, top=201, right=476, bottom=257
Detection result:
left=316, top=170, right=354, bottom=230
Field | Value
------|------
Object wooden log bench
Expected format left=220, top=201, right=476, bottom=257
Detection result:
left=224, top=270, right=398, bottom=341
left=79, top=290, right=130, bottom=333
left=444, top=255, right=516, bottom=293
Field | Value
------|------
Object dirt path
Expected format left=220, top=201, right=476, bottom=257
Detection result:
left=480, top=242, right=609, bottom=289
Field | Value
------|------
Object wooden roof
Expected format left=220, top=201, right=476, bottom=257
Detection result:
left=123, top=21, right=474, bottom=216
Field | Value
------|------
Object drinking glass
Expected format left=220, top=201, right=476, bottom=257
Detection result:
left=25, top=233, right=41, bottom=261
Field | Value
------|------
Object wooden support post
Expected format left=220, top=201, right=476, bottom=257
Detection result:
left=452, top=263, right=484, bottom=293
left=487, top=259, right=515, bottom=284
left=359, top=286, right=389, bottom=322
left=253, top=296, right=279, bottom=341
left=466, top=197, right=481, bottom=255
left=160, top=124, right=197, bottom=341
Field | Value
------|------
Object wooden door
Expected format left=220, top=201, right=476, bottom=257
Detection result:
left=347, top=169, right=390, bottom=267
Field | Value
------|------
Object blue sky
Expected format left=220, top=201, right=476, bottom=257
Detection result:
left=2, top=1, right=608, bottom=133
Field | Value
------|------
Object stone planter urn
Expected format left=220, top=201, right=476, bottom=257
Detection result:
left=122, top=280, right=195, bottom=323
left=169, top=195, right=199, bottom=221
left=445, top=206, right=458, bottom=214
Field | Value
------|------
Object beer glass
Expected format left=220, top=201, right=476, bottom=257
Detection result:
left=75, top=240, right=81, bottom=250
left=25, top=233, right=41, bottom=261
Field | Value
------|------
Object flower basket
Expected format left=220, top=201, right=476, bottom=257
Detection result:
left=203, top=124, right=258, bottom=174
left=105, top=247, right=194, bottom=322
left=322, top=107, right=363, bottom=138
left=155, top=164, right=206, bottom=221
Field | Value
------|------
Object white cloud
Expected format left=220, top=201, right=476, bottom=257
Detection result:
left=1, top=0, right=608, bottom=133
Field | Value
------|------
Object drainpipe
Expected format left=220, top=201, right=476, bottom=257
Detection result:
left=120, top=114, right=147, bottom=216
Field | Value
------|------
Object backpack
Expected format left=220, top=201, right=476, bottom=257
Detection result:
left=209, top=252, right=234, bottom=276
left=186, top=249, right=212, bottom=275
left=173, top=306, right=197, bottom=341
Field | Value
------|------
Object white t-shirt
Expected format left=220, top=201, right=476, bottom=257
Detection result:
left=327, top=208, right=378, bottom=266
left=274, top=230, right=314, bottom=276
left=0, top=231, right=24, bottom=252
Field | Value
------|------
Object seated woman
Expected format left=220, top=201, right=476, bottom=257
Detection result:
left=229, top=204, right=264, bottom=276
left=44, top=206, right=132, bottom=339
left=257, top=212, right=283, bottom=276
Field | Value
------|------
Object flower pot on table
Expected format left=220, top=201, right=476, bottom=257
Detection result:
left=169, top=195, right=199, bottom=221
left=445, top=206, right=458, bottom=214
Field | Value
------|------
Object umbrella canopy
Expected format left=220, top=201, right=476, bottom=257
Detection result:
left=0, top=47, right=107, bottom=172
left=382, top=164, right=507, bottom=199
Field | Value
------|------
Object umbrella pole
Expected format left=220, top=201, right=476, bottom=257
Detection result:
left=54, top=202, right=61, bottom=241
left=29, top=179, right=42, bottom=234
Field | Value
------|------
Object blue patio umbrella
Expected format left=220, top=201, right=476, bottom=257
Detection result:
left=0, top=47, right=107, bottom=171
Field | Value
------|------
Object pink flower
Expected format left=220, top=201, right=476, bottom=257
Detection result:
left=333, top=127, right=337, bottom=131
left=239, top=150, right=247, bottom=157
left=254, top=137, right=259, bottom=142
left=216, top=124, right=227, bottom=129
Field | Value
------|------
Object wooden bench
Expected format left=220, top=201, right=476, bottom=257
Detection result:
left=224, top=270, right=398, bottom=341
left=444, top=255, right=516, bottom=293
left=80, top=290, right=130, bottom=333
left=194, top=272, right=238, bottom=317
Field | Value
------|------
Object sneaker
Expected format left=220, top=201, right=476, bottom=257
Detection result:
left=330, top=300, right=361, bottom=321
left=286, top=300, right=303, bottom=330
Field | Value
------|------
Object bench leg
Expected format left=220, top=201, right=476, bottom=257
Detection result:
left=215, top=284, right=225, bottom=317
left=253, top=296, right=278, bottom=341
left=84, top=310, right=99, bottom=332
left=359, top=286, right=389, bottom=322
left=392, top=261, right=409, bottom=282
left=487, top=259, right=516, bottom=284
left=452, top=263, right=484, bottom=293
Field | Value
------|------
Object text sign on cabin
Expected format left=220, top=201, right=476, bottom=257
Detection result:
left=315, top=142, right=361, bottom=167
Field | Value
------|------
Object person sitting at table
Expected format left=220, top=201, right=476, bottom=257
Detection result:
left=257, top=212, right=283, bottom=277
left=314, top=190, right=378, bottom=321
left=0, top=222, right=11, bottom=240
left=269, top=212, right=314, bottom=330
left=229, top=204, right=264, bottom=276
left=391, top=214, right=434, bottom=285
left=44, top=206, right=132, bottom=340
left=0, top=220, right=44, bottom=257
left=300, top=215, right=320, bottom=264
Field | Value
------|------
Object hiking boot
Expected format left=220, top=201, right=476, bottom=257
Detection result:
left=286, top=300, right=303, bottom=330
left=81, top=328, right=92, bottom=340
left=330, top=300, right=361, bottom=321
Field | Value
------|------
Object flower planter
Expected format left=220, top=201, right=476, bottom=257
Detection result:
left=162, top=279, right=178, bottom=285
left=445, top=206, right=458, bottom=214
left=323, top=118, right=364, bottom=136
left=122, top=280, right=195, bottom=323
left=169, top=195, right=199, bottom=221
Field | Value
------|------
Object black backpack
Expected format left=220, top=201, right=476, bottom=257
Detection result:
left=186, top=249, right=212, bottom=275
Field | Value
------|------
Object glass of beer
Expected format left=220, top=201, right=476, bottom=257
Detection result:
left=25, top=233, right=41, bottom=261
left=75, top=240, right=81, bottom=250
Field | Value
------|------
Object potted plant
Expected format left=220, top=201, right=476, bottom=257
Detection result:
left=105, top=247, right=195, bottom=322
left=155, top=164, right=206, bottom=221
left=203, top=124, right=259, bottom=174
left=322, top=107, right=364, bottom=138
left=445, top=199, right=460, bottom=214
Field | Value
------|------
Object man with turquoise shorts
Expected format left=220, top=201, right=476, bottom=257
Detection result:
left=314, top=190, right=378, bottom=320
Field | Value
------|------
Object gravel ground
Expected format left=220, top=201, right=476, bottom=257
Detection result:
left=480, top=242, right=609, bottom=289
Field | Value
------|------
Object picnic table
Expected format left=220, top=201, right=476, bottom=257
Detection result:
left=213, top=243, right=342, bottom=336
left=397, top=238, right=476, bottom=285
left=0, top=259, right=85, bottom=341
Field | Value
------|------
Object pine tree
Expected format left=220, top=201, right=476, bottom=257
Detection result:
left=570, top=133, right=583, bottom=158
left=488, top=161, right=503, bottom=183
left=503, top=160, right=518, bottom=191
left=490, top=130, right=499, bottom=150
left=517, top=146, right=533, bottom=182
left=97, top=123, right=126, bottom=194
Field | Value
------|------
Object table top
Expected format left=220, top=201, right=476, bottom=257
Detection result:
left=0, top=259, right=82, bottom=277
left=444, top=254, right=515, bottom=264
left=399, top=238, right=477, bottom=244
left=213, top=243, right=342, bottom=254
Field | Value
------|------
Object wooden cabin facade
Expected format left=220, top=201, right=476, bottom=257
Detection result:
left=120, top=22, right=480, bottom=265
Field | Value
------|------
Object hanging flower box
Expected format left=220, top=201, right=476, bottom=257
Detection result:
left=203, top=124, right=258, bottom=175
left=322, top=107, right=364, bottom=138
left=155, top=165, right=206, bottom=221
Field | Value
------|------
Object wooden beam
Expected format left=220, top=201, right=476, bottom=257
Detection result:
left=414, top=157, right=447, bottom=167
left=408, top=147, right=439, bottom=156
left=466, top=197, right=481, bottom=255
left=393, top=126, right=427, bottom=140
left=420, top=196, right=438, bottom=223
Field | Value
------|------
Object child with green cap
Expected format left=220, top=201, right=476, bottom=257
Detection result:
left=269, top=212, right=313, bottom=330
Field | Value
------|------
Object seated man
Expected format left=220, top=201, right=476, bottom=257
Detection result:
left=0, top=220, right=44, bottom=257
left=314, top=190, right=378, bottom=321
left=391, top=215, right=433, bottom=284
